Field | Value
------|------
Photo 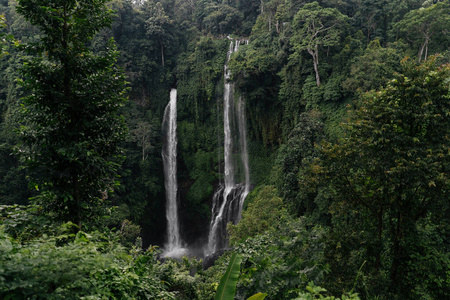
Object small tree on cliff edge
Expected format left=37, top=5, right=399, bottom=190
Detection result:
left=16, top=0, right=128, bottom=228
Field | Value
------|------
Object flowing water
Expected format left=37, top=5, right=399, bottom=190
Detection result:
left=236, top=96, right=250, bottom=218
left=162, top=89, right=186, bottom=257
left=206, top=40, right=251, bottom=256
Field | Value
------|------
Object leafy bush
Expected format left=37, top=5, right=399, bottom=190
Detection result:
left=158, top=257, right=204, bottom=300
left=228, top=185, right=286, bottom=244
left=233, top=216, right=328, bottom=299
left=0, top=226, right=175, bottom=299
left=0, top=204, right=53, bottom=241
left=293, top=282, right=360, bottom=300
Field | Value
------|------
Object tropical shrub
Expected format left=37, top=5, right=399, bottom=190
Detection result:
left=233, top=215, right=328, bottom=299
left=0, top=226, right=175, bottom=299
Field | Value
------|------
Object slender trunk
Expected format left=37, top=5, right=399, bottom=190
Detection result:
left=73, top=175, right=82, bottom=231
left=418, top=42, right=425, bottom=62
left=418, top=38, right=429, bottom=62
left=307, top=45, right=320, bottom=87
left=313, top=57, right=320, bottom=86
left=64, top=5, right=80, bottom=231
left=161, top=42, right=165, bottom=67
left=375, top=204, right=383, bottom=272
left=62, top=6, right=70, bottom=98
left=390, top=206, right=402, bottom=291
left=142, top=135, right=145, bottom=161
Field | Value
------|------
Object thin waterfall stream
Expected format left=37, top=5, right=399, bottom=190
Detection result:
left=162, top=88, right=186, bottom=257
left=237, top=95, right=250, bottom=218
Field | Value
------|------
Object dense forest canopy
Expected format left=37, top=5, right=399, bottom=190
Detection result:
left=0, top=0, right=449, bottom=299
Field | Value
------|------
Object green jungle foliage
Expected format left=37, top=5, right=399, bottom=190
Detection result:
left=0, top=0, right=449, bottom=299
left=0, top=223, right=175, bottom=299
left=15, top=0, right=128, bottom=228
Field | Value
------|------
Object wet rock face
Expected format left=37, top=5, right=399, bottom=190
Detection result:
left=202, top=248, right=229, bottom=270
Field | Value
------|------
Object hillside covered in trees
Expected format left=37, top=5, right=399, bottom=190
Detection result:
left=0, top=0, right=449, bottom=299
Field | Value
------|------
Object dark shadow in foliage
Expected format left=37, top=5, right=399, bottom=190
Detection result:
left=273, top=111, right=324, bottom=217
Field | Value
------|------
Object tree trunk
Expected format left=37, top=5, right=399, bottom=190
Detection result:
left=161, top=42, right=165, bottom=67
left=418, top=37, right=429, bottom=62
left=73, top=176, right=82, bottom=231
left=307, top=46, right=320, bottom=87
left=390, top=207, right=402, bottom=292
left=375, top=204, right=383, bottom=272
left=142, top=134, right=146, bottom=161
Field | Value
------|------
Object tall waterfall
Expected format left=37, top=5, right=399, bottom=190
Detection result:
left=162, top=89, right=185, bottom=257
left=237, top=95, right=250, bottom=218
left=206, top=40, right=251, bottom=256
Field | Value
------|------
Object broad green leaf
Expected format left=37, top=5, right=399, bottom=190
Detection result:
left=215, top=253, right=243, bottom=300
left=247, top=292, right=268, bottom=300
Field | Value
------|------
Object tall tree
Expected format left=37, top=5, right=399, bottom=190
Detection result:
left=144, top=2, right=174, bottom=67
left=316, top=56, right=450, bottom=298
left=291, top=2, right=348, bottom=87
left=16, top=0, right=128, bottom=228
left=342, top=39, right=402, bottom=93
left=392, top=0, right=450, bottom=62
left=202, top=4, right=242, bottom=36
left=131, top=121, right=153, bottom=161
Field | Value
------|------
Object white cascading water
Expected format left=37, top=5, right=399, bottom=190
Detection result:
left=237, top=96, right=250, bottom=218
left=162, top=89, right=186, bottom=257
left=222, top=41, right=239, bottom=206
left=206, top=40, right=250, bottom=256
